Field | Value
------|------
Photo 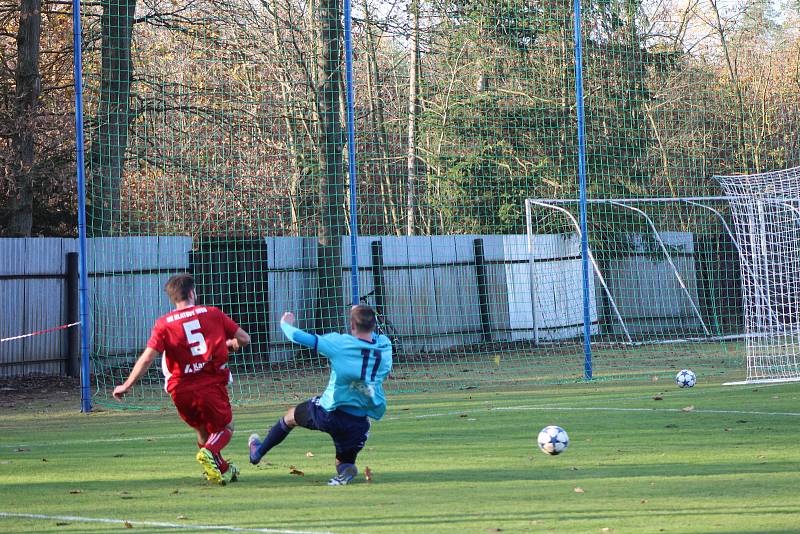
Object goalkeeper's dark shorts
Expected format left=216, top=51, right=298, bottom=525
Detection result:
left=294, top=396, right=370, bottom=462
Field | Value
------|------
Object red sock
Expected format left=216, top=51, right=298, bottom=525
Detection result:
left=205, top=428, right=232, bottom=455
left=213, top=452, right=229, bottom=474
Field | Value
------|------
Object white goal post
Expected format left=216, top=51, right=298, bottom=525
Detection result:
left=717, top=166, right=800, bottom=385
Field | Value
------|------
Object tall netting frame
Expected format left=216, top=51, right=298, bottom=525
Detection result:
left=717, top=167, right=800, bottom=385
left=75, top=0, right=800, bottom=408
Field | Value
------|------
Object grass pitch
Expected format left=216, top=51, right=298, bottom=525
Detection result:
left=2, top=375, right=800, bottom=533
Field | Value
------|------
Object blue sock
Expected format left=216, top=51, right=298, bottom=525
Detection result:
left=257, top=417, right=292, bottom=457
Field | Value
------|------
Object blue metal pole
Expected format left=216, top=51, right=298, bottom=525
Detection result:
left=344, top=0, right=360, bottom=305
left=72, top=0, right=92, bottom=411
left=573, top=0, right=592, bottom=380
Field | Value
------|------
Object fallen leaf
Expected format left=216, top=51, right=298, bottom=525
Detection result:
left=124, top=520, right=133, bottom=528
left=289, top=466, right=304, bottom=476
left=574, top=487, right=585, bottom=493
left=177, top=515, right=188, bottom=520
left=306, top=451, right=314, bottom=458
left=757, top=454, right=766, bottom=459
left=365, top=466, right=373, bottom=482
left=652, top=396, right=663, bottom=401
left=602, top=528, right=613, bottom=532
left=69, top=489, right=82, bottom=494
left=681, top=405, right=695, bottom=412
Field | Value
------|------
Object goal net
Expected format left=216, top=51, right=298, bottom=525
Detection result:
left=717, top=167, right=800, bottom=385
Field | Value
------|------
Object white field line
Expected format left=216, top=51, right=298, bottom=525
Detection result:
left=0, top=512, right=332, bottom=534
left=391, top=405, right=800, bottom=420
left=4, top=403, right=800, bottom=450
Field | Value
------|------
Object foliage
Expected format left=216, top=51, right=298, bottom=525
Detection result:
left=0, top=0, right=76, bottom=236
left=1, top=0, right=800, bottom=236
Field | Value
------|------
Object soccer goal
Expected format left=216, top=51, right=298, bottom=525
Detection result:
left=717, top=166, right=800, bottom=385
left=524, top=196, right=748, bottom=378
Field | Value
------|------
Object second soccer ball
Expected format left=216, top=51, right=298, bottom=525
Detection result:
left=675, top=369, right=697, bottom=388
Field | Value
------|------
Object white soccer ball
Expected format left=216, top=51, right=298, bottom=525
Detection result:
left=675, top=369, right=697, bottom=388
left=537, top=425, right=569, bottom=455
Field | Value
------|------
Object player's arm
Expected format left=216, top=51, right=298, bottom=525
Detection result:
left=227, top=328, right=250, bottom=352
left=112, top=347, right=160, bottom=400
left=280, top=312, right=318, bottom=349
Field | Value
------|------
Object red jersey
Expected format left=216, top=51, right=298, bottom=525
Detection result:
left=147, top=305, right=240, bottom=393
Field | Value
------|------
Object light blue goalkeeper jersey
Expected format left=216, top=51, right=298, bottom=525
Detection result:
left=281, top=321, right=393, bottom=420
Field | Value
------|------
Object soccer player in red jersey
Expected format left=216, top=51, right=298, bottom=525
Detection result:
left=113, top=273, right=250, bottom=485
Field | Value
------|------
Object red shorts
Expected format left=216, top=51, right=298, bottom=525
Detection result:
left=171, top=382, right=232, bottom=434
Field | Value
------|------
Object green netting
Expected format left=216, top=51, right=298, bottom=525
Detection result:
left=79, top=0, right=800, bottom=406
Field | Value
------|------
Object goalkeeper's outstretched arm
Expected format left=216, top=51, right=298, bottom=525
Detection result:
left=280, top=312, right=318, bottom=349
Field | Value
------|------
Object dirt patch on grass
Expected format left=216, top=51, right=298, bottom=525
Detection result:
left=0, top=375, right=82, bottom=414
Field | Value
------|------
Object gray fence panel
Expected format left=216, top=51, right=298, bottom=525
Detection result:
left=266, top=237, right=317, bottom=363
left=2, top=233, right=705, bottom=376
left=481, top=236, right=512, bottom=342
left=90, top=237, right=190, bottom=361
left=607, top=232, right=702, bottom=335
left=0, top=239, right=77, bottom=377
left=502, top=235, right=537, bottom=342
left=340, top=236, right=377, bottom=310
left=22, top=239, right=70, bottom=372
left=432, top=236, right=482, bottom=350
left=0, top=240, right=29, bottom=374
left=0, top=278, right=25, bottom=376
left=530, top=235, right=598, bottom=341
left=380, top=237, right=415, bottom=343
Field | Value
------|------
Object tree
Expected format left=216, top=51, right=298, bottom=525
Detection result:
left=5, top=0, right=41, bottom=235
left=406, top=0, right=419, bottom=235
left=315, top=0, right=346, bottom=331
left=1, top=0, right=75, bottom=236
left=87, top=0, right=136, bottom=235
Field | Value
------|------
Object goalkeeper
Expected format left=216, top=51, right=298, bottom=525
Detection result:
left=248, top=305, right=392, bottom=485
